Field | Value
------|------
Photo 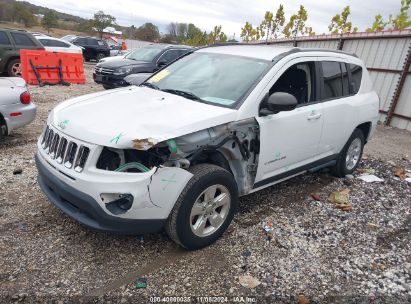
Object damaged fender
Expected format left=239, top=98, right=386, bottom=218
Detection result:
left=149, top=167, right=193, bottom=215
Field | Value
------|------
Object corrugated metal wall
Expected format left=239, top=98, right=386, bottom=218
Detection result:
left=263, top=30, right=411, bottom=131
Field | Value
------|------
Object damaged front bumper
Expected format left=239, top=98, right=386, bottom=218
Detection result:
left=35, top=126, right=193, bottom=234
left=36, top=154, right=166, bottom=234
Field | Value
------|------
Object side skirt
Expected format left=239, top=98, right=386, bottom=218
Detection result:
left=252, top=154, right=339, bottom=190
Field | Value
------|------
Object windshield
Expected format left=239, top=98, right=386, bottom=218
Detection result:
left=125, top=47, right=164, bottom=62
left=146, top=52, right=271, bottom=107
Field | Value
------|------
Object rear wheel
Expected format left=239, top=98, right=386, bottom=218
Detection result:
left=7, top=59, right=22, bottom=77
left=165, top=164, right=238, bottom=250
left=332, top=128, right=365, bottom=177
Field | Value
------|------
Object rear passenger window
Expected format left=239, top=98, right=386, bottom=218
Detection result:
left=349, top=64, right=362, bottom=94
left=0, top=31, right=11, bottom=45
left=10, top=32, right=35, bottom=46
left=75, top=38, right=87, bottom=45
left=341, top=63, right=350, bottom=96
left=321, top=61, right=343, bottom=99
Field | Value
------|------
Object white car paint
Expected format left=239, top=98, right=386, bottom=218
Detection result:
left=0, top=77, right=37, bottom=136
left=35, top=35, right=83, bottom=54
left=36, top=45, right=379, bottom=237
left=49, top=86, right=238, bottom=149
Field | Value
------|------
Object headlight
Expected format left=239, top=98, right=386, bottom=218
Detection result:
left=113, top=67, right=132, bottom=75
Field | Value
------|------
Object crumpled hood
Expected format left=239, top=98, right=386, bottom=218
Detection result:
left=50, top=86, right=238, bottom=149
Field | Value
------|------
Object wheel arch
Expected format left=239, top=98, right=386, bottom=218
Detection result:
left=356, top=122, right=372, bottom=143
left=0, top=112, right=8, bottom=136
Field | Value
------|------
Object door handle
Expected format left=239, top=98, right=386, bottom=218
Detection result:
left=307, top=113, right=322, bottom=120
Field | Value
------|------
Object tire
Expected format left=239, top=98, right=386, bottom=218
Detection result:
left=96, top=53, right=105, bottom=62
left=332, top=128, right=365, bottom=177
left=102, top=84, right=113, bottom=90
left=165, top=164, right=238, bottom=250
left=0, top=118, right=7, bottom=142
left=7, top=59, right=22, bottom=77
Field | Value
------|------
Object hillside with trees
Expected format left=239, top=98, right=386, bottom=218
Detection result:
left=0, top=0, right=410, bottom=46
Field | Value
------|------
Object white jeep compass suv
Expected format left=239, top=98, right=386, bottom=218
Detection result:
left=36, top=45, right=379, bottom=249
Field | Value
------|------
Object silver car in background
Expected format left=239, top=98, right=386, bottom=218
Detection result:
left=0, top=77, right=36, bottom=141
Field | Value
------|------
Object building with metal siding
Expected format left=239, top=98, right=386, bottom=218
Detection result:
left=254, top=30, right=411, bottom=131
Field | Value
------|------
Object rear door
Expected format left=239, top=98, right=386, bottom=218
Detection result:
left=317, top=60, right=357, bottom=156
left=9, top=31, right=38, bottom=51
left=0, top=31, right=15, bottom=71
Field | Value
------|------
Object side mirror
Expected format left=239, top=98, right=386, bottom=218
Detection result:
left=157, top=60, right=168, bottom=67
left=260, top=92, right=297, bottom=116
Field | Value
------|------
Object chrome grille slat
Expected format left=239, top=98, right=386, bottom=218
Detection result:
left=56, top=138, right=68, bottom=164
left=45, top=130, right=54, bottom=153
left=41, top=125, right=90, bottom=173
left=64, top=142, right=78, bottom=169
left=74, top=146, right=90, bottom=173
left=50, top=134, right=60, bottom=159
left=41, top=126, right=49, bottom=146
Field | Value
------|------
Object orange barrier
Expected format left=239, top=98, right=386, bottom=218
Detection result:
left=20, top=50, right=85, bottom=85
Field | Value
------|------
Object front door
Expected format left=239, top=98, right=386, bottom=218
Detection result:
left=254, top=59, right=324, bottom=188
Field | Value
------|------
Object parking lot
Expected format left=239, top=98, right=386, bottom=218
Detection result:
left=1, top=64, right=410, bottom=303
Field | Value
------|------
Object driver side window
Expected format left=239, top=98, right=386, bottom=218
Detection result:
left=269, top=61, right=316, bottom=105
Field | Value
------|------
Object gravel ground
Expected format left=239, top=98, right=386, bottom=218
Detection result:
left=0, top=65, right=410, bottom=303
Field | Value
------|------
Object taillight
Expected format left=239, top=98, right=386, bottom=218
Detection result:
left=20, top=92, right=31, bottom=104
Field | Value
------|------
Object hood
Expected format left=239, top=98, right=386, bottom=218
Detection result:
left=98, top=58, right=151, bottom=69
left=0, top=77, right=26, bottom=88
left=50, top=87, right=238, bottom=149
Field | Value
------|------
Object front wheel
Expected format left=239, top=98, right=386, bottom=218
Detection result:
left=332, top=128, right=365, bottom=177
left=165, top=164, right=238, bottom=250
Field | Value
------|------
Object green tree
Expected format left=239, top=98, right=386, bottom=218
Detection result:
left=329, top=6, right=357, bottom=34
left=366, top=14, right=388, bottom=32
left=135, top=23, right=160, bottom=42
left=283, top=5, right=308, bottom=38
left=183, top=30, right=208, bottom=46
left=272, top=4, right=286, bottom=39
left=10, top=2, right=36, bottom=27
left=207, top=25, right=227, bottom=44
left=42, top=11, right=58, bottom=33
left=390, top=0, right=411, bottom=29
left=260, top=11, right=273, bottom=42
left=92, top=11, right=116, bottom=38
left=240, top=21, right=254, bottom=43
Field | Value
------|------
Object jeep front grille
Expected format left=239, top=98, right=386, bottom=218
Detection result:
left=95, top=67, right=114, bottom=75
left=41, top=126, right=90, bottom=173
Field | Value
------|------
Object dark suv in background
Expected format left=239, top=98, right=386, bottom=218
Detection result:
left=0, top=28, right=44, bottom=76
left=69, top=36, right=110, bottom=62
left=94, top=44, right=194, bottom=89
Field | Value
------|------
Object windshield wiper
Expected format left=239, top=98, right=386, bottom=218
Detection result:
left=140, top=82, right=159, bottom=90
left=161, top=89, right=202, bottom=101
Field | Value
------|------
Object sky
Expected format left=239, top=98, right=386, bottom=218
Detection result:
left=28, top=0, right=405, bottom=39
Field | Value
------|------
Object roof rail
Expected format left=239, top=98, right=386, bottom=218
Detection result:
left=0, top=27, right=27, bottom=32
left=292, top=47, right=358, bottom=58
